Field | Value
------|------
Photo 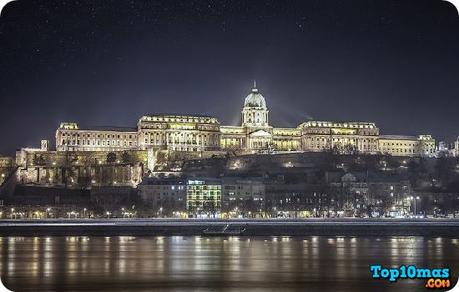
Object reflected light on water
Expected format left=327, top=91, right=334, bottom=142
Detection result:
left=0, top=236, right=458, bottom=292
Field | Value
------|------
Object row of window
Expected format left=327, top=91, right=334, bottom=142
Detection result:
left=145, top=193, right=184, bottom=198
left=141, top=116, right=217, bottom=124
left=61, top=139, right=136, bottom=147
left=382, top=148, right=415, bottom=153
left=381, top=142, right=416, bottom=147
left=144, top=132, right=219, bottom=138
left=144, top=139, right=213, bottom=145
left=60, top=132, right=135, bottom=139
left=187, top=201, right=222, bottom=205
left=227, top=196, right=264, bottom=200
left=305, top=122, right=376, bottom=129
left=305, top=137, right=377, bottom=143
left=187, top=191, right=221, bottom=196
left=187, top=185, right=221, bottom=190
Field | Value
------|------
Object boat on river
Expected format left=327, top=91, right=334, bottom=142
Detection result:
left=202, top=224, right=247, bottom=236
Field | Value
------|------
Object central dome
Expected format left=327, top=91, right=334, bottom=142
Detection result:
left=244, top=87, right=267, bottom=108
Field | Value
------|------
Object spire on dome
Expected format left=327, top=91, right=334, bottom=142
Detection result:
left=244, top=81, right=266, bottom=108
left=252, top=80, right=258, bottom=93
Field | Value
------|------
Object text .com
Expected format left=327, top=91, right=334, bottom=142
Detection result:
left=370, top=265, right=451, bottom=289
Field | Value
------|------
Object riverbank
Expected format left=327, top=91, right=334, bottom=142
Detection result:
left=1, top=218, right=459, bottom=236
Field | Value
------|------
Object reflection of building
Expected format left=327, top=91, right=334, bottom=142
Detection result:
left=52, top=83, right=436, bottom=157
left=378, top=135, right=435, bottom=157
left=455, top=137, right=459, bottom=157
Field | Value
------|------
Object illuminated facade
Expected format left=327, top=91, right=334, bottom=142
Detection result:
left=53, top=84, right=435, bottom=157
left=379, top=135, right=435, bottom=157
left=220, top=84, right=301, bottom=151
left=455, top=137, right=459, bottom=157
left=417, top=135, right=436, bottom=156
left=299, top=121, right=379, bottom=153
left=186, top=178, right=222, bottom=215
left=56, top=123, right=138, bottom=152
left=56, top=115, right=220, bottom=152
left=137, top=114, right=220, bottom=152
left=0, top=157, right=13, bottom=185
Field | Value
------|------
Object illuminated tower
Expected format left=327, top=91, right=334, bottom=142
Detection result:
left=241, top=81, right=269, bottom=128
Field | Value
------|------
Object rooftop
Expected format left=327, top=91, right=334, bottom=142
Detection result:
left=74, top=126, right=137, bottom=132
left=379, top=135, right=418, bottom=140
left=139, top=114, right=219, bottom=124
left=300, top=121, right=377, bottom=129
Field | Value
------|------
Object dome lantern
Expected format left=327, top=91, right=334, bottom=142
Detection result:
left=244, top=82, right=267, bottom=108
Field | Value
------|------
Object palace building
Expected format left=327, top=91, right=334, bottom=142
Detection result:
left=56, top=122, right=138, bottom=152
left=136, top=115, right=220, bottom=152
left=54, top=83, right=435, bottom=157
left=56, top=115, right=220, bottom=153
left=220, top=84, right=301, bottom=152
left=378, top=135, right=436, bottom=157
left=299, top=121, right=379, bottom=154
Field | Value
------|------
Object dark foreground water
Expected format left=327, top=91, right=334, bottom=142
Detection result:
left=0, top=236, right=458, bottom=291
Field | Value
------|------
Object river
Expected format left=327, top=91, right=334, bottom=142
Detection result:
left=1, top=236, right=458, bottom=291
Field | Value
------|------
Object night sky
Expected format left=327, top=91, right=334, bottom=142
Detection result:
left=0, top=0, right=458, bottom=155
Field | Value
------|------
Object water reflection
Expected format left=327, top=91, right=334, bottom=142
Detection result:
left=0, top=236, right=458, bottom=291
